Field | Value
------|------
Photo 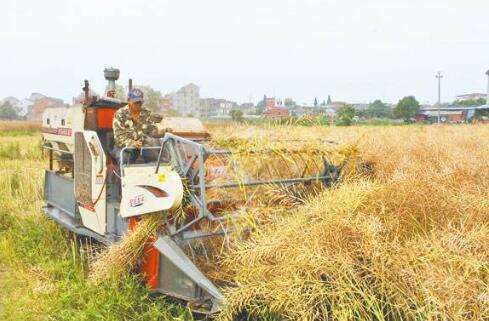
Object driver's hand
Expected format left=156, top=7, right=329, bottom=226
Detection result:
left=132, top=140, right=143, bottom=149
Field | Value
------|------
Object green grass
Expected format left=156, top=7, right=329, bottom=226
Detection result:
left=0, top=135, right=193, bottom=321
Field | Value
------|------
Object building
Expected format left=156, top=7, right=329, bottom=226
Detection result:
left=415, top=106, right=489, bottom=124
left=455, top=93, right=486, bottom=102
left=1, top=93, right=66, bottom=120
left=283, top=98, right=296, bottom=108
left=263, top=107, right=289, bottom=118
left=260, top=96, right=289, bottom=118
left=166, top=83, right=200, bottom=117
left=350, top=103, right=369, bottom=111
left=266, top=97, right=277, bottom=109
left=29, top=93, right=46, bottom=101
left=19, top=99, right=34, bottom=116
left=415, top=109, right=465, bottom=123
left=325, top=101, right=346, bottom=111
left=235, top=103, right=256, bottom=115
left=32, top=97, right=64, bottom=114
left=324, top=108, right=337, bottom=117
left=200, top=98, right=238, bottom=117
left=28, top=96, right=65, bottom=121
left=161, top=94, right=174, bottom=113
left=289, top=106, right=308, bottom=117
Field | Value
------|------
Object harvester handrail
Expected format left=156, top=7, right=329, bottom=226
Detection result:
left=119, top=146, right=162, bottom=176
left=155, top=133, right=205, bottom=174
left=42, top=144, right=73, bottom=155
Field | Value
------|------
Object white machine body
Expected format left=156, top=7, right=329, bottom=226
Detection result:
left=74, top=130, right=108, bottom=235
left=42, top=105, right=85, bottom=152
left=120, top=166, right=183, bottom=218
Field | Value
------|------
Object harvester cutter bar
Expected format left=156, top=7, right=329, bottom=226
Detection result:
left=198, top=175, right=333, bottom=189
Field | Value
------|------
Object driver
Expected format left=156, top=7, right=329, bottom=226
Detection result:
left=113, top=88, right=163, bottom=167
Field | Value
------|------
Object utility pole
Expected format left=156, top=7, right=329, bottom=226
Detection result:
left=486, top=70, right=489, bottom=106
left=436, top=71, right=443, bottom=124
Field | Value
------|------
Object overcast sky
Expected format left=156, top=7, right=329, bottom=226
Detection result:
left=1, top=0, right=489, bottom=105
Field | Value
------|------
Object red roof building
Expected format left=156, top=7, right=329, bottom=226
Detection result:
left=263, top=107, right=289, bottom=118
left=266, top=97, right=276, bottom=109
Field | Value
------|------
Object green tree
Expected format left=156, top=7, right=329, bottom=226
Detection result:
left=337, top=105, right=356, bottom=126
left=355, top=109, right=368, bottom=118
left=137, top=85, right=163, bottom=112
left=393, top=96, right=420, bottom=121
left=256, top=95, right=266, bottom=115
left=367, top=99, right=392, bottom=118
left=0, top=102, right=19, bottom=120
left=284, top=98, right=296, bottom=107
left=105, top=84, right=126, bottom=101
left=114, top=84, right=127, bottom=101
left=230, top=109, right=244, bottom=123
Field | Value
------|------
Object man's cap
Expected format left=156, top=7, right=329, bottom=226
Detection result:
left=128, top=88, right=144, bottom=103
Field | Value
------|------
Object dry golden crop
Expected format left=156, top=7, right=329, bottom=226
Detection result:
left=88, top=212, right=164, bottom=284
left=211, top=124, right=489, bottom=321
left=0, top=120, right=40, bottom=132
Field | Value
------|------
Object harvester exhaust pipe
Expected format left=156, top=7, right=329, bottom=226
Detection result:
left=104, top=67, right=120, bottom=98
left=83, top=80, right=90, bottom=105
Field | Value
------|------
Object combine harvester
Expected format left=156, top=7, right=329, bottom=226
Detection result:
left=41, top=68, right=342, bottom=314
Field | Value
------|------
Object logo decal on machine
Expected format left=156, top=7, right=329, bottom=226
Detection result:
left=41, top=127, right=72, bottom=136
left=56, top=127, right=72, bottom=136
left=129, top=194, right=145, bottom=207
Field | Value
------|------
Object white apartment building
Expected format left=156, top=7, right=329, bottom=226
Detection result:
left=168, top=83, right=200, bottom=117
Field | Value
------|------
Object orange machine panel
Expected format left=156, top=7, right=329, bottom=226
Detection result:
left=97, top=108, right=118, bottom=129
left=129, top=217, right=160, bottom=289
left=143, top=236, right=160, bottom=289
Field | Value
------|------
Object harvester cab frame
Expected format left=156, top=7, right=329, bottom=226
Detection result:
left=41, top=68, right=343, bottom=314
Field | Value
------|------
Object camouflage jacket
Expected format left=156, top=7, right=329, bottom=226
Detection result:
left=113, top=106, right=158, bottom=148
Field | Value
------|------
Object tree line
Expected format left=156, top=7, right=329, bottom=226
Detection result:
left=0, top=102, right=22, bottom=120
left=337, top=96, right=421, bottom=125
left=1, top=90, right=486, bottom=123
left=337, top=96, right=488, bottom=125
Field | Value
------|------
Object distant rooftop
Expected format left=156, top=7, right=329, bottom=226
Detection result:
left=420, top=105, right=489, bottom=111
left=455, top=93, right=486, bottom=100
